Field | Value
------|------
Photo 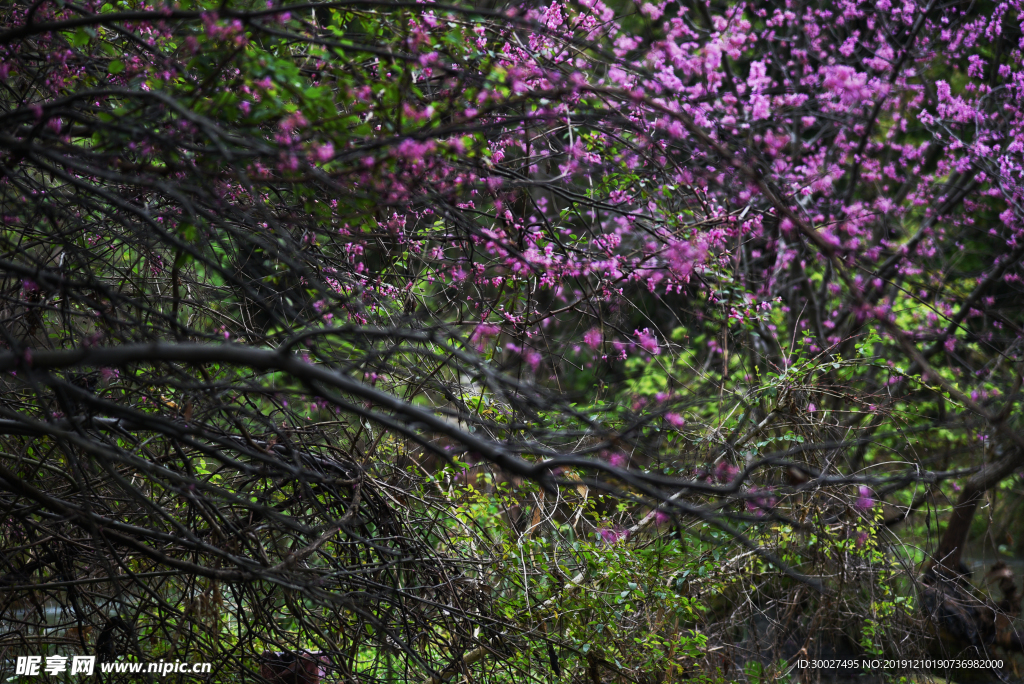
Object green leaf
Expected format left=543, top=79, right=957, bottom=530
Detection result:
left=71, top=28, right=91, bottom=47
left=108, top=60, right=125, bottom=74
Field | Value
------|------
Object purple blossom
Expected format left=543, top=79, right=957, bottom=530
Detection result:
left=854, top=486, right=875, bottom=511
left=664, top=412, right=685, bottom=427
left=714, top=462, right=740, bottom=484
left=607, top=452, right=628, bottom=468
left=313, top=142, right=334, bottom=163
left=634, top=328, right=660, bottom=355
left=820, top=65, right=874, bottom=108
left=745, top=485, right=777, bottom=517
left=598, top=526, right=629, bottom=544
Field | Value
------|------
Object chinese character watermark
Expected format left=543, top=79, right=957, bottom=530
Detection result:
left=72, top=656, right=96, bottom=675
left=15, top=656, right=41, bottom=676
left=15, top=656, right=95, bottom=677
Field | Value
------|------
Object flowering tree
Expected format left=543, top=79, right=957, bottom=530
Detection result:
left=1, top=0, right=1024, bottom=680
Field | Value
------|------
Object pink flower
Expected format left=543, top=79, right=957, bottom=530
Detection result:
left=640, top=2, right=665, bottom=20
left=854, top=486, right=875, bottom=511
left=313, top=142, right=334, bottom=163
left=634, top=328, right=659, bottom=355
left=821, top=65, right=873, bottom=108
left=654, top=510, right=670, bottom=526
left=714, top=462, right=740, bottom=484
left=583, top=328, right=602, bottom=349
left=750, top=95, right=770, bottom=121
left=665, top=412, right=685, bottom=427
left=470, top=323, right=501, bottom=349
left=745, top=486, right=777, bottom=517
left=607, top=452, right=628, bottom=468
left=598, top=526, right=629, bottom=544
left=665, top=239, right=706, bottom=281
left=393, top=138, right=436, bottom=161
left=278, top=110, right=308, bottom=132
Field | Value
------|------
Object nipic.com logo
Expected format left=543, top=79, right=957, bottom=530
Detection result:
left=14, top=656, right=212, bottom=677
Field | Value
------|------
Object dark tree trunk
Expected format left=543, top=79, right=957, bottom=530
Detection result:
left=931, top=448, right=1023, bottom=575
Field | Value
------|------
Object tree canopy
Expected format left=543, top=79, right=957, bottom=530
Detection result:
left=1, top=0, right=1024, bottom=681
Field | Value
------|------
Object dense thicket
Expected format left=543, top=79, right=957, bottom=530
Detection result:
left=1, top=0, right=1024, bottom=681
